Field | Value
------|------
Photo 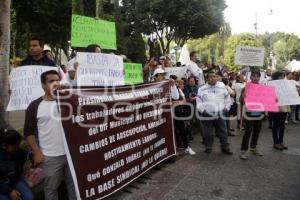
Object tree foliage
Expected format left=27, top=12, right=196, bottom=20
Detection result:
left=12, top=0, right=72, bottom=60
left=188, top=22, right=231, bottom=64
left=122, top=0, right=226, bottom=54
left=272, top=34, right=300, bottom=66
left=11, top=0, right=146, bottom=63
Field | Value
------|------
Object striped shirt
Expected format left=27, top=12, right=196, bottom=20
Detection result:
left=196, top=83, right=231, bottom=115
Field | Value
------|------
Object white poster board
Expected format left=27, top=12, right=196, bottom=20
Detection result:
left=7, top=65, right=58, bottom=111
left=267, top=80, right=300, bottom=106
left=165, top=66, right=188, bottom=79
left=234, top=45, right=265, bottom=67
left=76, top=52, right=124, bottom=86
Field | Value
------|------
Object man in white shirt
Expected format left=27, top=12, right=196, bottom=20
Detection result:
left=187, top=51, right=205, bottom=86
left=24, top=70, right=76, bottom=200
left=196, top=71, right=233, bottom=155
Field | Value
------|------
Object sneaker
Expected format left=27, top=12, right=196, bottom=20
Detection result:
left=280, top=144, right=288, bottom=150
left=250, top=148, right=263, bottom=156
left=185, top=147, right=196, bottom=155
left=239, top=151, right=248, bottom=160
left=292, top=120, right=299, bottom=124
left=285, top=120, right=288, bottom=124
left=273, top=144, right=283, bottom=151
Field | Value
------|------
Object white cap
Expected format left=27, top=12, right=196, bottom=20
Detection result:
left=153, top=68, right=167, bottom=77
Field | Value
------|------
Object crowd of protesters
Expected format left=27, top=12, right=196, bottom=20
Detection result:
left=143, top=51, right=300, bottom=159
left=1, top=37, right=300, bottom=200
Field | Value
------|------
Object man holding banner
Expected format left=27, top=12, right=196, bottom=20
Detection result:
left=24, top=70, right=76, bottom=200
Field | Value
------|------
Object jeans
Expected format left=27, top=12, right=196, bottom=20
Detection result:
left=295, top=105, right=300, bottom=121
left=174, top=120, right=190, bottom=148
left=269, top=112, right=287, bottom=144
left=0, top=180, right=33, bottom=200
left=201, top=113, right=229, bottom=150
left=42, top=155, right=76, bottom=200
left=241, top=119, right=262, bottom=151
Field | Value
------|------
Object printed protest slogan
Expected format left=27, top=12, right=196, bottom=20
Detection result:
left=268, top=80, right=300, bottom=106
left=124, top=63, right=143, bottom=85
left=234, top=45, right=265, bottom=67
left=7, top=65, right=58, bottom=111
left=165, top=66, right=188, bottom=79
left=245, top=83, right=278, bottom=112
left=71, top=14, right=116, bottom=50
left=57, top=81, right=176, bottom=200
left=76, top=52, right=124, bottom=86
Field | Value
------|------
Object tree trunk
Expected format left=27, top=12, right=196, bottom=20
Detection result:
left=95, top=0, right=104, bottom=18
left=0, top=0, right=11, bottom=128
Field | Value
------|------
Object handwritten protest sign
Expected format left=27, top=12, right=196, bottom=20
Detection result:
left=267, top=80, right=300, bottom=106
left=245, top=83, right=278, bottom=112
left=57, top=81, right=176, bottom=200
left=165, top=66, right=188, bottom=79
left=76, top=52, right=124, bottom=86
left=71, top=14, right=116, bottom=50
left=7, top=65, right=58, bottom=111
left=235, top=45, right=265, bottom=67
left=124, top=63, right=143, bottom=85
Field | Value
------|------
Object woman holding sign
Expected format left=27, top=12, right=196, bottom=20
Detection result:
left=268, top=71, right=290, bottom=151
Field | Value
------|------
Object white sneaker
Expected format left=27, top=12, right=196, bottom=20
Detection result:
left=239, top=151, right=248, bottom=160
left=292, top=120, right=299, bottom=124
left=185, top=146, right=196, bottom=155
left=285, top=120, right=288, bottom=124
left=250, top=148, right=263, bottom=156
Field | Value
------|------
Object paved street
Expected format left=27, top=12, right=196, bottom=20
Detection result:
left=8, top=112, right=300, bottom=200
left=107, top=121, right=300, bottom=200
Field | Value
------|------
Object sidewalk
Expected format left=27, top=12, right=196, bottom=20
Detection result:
left=107, top=121, right=300, bottom=200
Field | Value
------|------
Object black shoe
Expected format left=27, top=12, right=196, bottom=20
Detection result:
left=228, top=133, right=235, bottom=137
left=221, top=148, right=233, bottom=155
left=204, top=149, right=212, bottom=154
left=229, top=128, right=235, bottom=132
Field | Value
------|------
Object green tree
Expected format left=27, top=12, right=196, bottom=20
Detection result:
left=188, top=34, right=221, bottom=64
left=12, top=0, right=72, bottom=61
left=122, top=0, right=226, bottom=55
left=272, top=34, right=300, bottom=66
left=0, top=0, right=11, bottom=128
left=127, top=32, right=146, bottom=63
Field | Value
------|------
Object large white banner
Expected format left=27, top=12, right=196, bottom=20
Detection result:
left=76, top=52, right=124, bottom=86
left=234, top=45, right=265, bottom=67
left=165, top=66, right=188, bottom=79
left=268, top=80, right=300, bottom=106
left=7, top=65, right=58, bottom=111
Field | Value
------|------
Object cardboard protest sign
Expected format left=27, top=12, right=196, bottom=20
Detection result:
left=76, top=52, right=124, bottom=86
left=7, top=65, right=58, bottom=111
left=245, top=83, right=278, bottom=112
left=57, top=81, right=176, bottom=200
left=165, top=66, right=188, bottom=79
left=234, top=45, right=265, bottom=67
left=124, top=63, right=143, bottom=85
left=268, top=80, right=300, bottom=106
left=71, top=14, right=116, bottom=50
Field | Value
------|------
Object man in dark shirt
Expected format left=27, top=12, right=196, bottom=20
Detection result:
left=20, top=38, right=56, bottom=67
